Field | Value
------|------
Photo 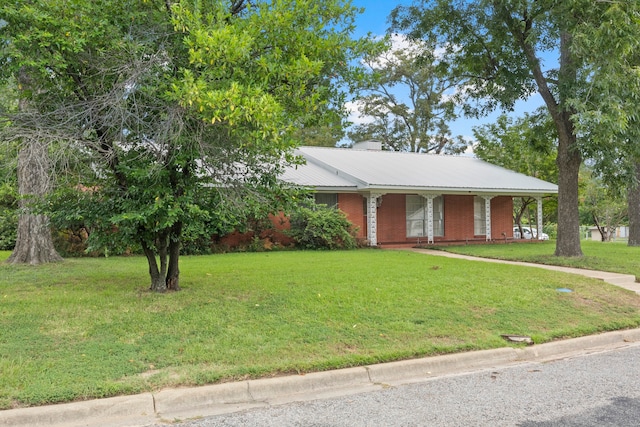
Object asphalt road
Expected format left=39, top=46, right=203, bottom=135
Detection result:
left=162, top=343, right=640, bottom=427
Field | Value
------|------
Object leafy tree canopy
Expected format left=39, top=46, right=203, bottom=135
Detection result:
left=348, top=34, right=466, bottom=154
left=570, top=0, right=640, bottom=186
left=0, top=0, right=370, bottom=290
left=473, top=108, right=558, bottom=228
left=473, top=108, right=557, bottom=183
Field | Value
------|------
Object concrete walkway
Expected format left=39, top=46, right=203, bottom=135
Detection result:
left=2, top=251, right=639, bottom=427
left=408, top=248, right=640, bottom=294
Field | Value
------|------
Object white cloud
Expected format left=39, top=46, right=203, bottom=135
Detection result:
left=365, top=34, right=427, bottom=68
left=344, top=100, right=375, bottom=125
left=462, top=136, right=476, bottom=157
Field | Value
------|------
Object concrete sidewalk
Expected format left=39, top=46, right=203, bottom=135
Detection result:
left=408, top=248, right=640, bottom=294
left=2, top=251, right=639, bottom=427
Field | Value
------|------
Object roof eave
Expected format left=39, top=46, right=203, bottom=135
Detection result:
left=314, top=184, right=558, bottom=196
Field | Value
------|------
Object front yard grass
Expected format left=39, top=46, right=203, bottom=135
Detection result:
left=1, top=248, right=640, bottom=409
left=436, top=240, right=640, bottom=279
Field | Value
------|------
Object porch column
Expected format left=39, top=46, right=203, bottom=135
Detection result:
left=422, top=195, right=436, bottom=244
left=366, top=193, right=383, bottom=246
left=483, top=196, right=493, bottom=241
left=536, top=196, right=543, bottom=240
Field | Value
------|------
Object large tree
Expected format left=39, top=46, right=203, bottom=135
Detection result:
left=348, top=35, right=466, bottom=153
left=569, top=1, right=640, bottom=246
left=391, top=0, right=626, bottom=257
left=0, top=0, right=367, bottom=290
left=1, top=67, right=63, bottom=264
left=473, top=109, right=558, bottom=233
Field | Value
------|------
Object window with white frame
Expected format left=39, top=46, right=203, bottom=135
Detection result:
left=406, top=195, right=443, bottom=237
left=473, top=196, right=486, bottom=235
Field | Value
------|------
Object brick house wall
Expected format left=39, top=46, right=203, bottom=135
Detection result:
left=220, top=192, right=515, bottom=249
left=337, top=193, right=514, bottom=246
left=442, top=195, right=474, bottom=241
left=337, top=193, right=366, bottom=239
left=377, top=194, right=408, bottom=244
left=491, top=196, right=515, bottom=240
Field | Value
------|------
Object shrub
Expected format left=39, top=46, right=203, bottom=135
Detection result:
left=288, top=203, right=358, bottom=250
left=0, top=183, right=17, bottom=250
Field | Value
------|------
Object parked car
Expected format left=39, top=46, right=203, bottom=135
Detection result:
left=513, top=226, right=549, bottom=240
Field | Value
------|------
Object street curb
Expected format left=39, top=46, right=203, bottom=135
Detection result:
left=0, top=393, right=155, bottom=427
left=365, top=347, right=519, bottom=385
left=2, top=328, right=640, bottom=427
left=516, top=328, right=640, bottom=361
left=153, top=367, right=374, bottom=420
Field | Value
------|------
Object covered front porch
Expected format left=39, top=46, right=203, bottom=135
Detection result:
left=346, top=192, right=549, bottom=247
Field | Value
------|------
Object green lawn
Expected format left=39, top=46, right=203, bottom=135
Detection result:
left=436, top=240, right=640, bottom=279
left=1, top=248, right=639, bottom=409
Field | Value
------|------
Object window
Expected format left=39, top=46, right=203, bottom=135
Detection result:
left=314, top=193, right=338, bottom=208
left=474, top=196, right=486, bottom=235
left=406, top=195, right=443, bottom=237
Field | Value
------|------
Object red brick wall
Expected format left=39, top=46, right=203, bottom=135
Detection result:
left=217, top=213, right=294, bottom=248
left=490, top=196, right=514, bottom=239
left=337, top=193, right=366, bottom=239
left=219, top=193, right=515, bottom=248
left=377, top=194, right=408, bottom=243
left=372, top=194, right=514, bottom=245
left=442, top=195, right=474, bottom=240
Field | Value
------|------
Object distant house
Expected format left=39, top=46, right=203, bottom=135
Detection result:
left=281, top=142, right=558, bottom=247
left=588, top=226, right=629, bottom=242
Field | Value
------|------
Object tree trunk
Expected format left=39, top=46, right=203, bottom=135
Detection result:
left=7, top=68, right=63, bottom=265
left=165, top=221, right=182, bottom=291
left=554, top=130, right=583, bottom=257
left=142, top=238, right=168, bottom=292
left=552, top=31, right=583, bottom=257
left=628, top=162, right=640, bottom=246
left=519, top=26, right=582, bottom=256
left=141, top=226, right=182, bottom=292
left=7, top=140, right=63, bottom=265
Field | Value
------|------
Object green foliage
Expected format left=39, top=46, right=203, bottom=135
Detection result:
left=0, top=0, right=371, bottom=287
left=0, top=140, right=18, bottom=251
left=473, top=109, right=558, bottom=183
left=473, top=109, right=559, bottom=226
left=169, top=0, right=370, bottom=149
left=0, top=183, right=17, bottom=250
left=578, top=168, right=628, bottom=241
left=288, top=202, right=358, bottom=249
left=571, top=1, right=640, bottom=186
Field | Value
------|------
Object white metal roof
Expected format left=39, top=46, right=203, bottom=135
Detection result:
left=282, top=146, right=558, bottom=196
left=280, top=159, right=357, bottom=190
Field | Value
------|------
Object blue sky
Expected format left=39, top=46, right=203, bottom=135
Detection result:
left=352, top=0, right=395, bottom=38
left=348, top=1, right=544, bottom=143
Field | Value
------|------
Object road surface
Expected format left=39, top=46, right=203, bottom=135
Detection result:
left=158, top=342, right=640, bottom=426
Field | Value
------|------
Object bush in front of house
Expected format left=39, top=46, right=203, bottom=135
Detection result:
left=288, top=202, right=358, bottom=250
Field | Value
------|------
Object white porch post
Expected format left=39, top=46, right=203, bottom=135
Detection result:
left=422, top=195, right=436, bottom=244
left=483, top=196, right=493, bottom=241
left=536, top=196, right=543, bottom=240
left=366, top=193, right=383, bottom=246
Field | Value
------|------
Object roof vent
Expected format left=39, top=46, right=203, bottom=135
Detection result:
left=352, top=140, right=382, bottom=151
